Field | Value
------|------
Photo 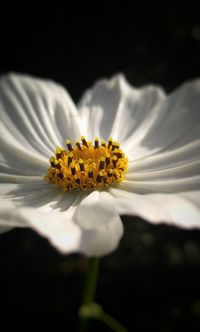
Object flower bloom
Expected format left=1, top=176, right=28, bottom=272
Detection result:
left=0, top=73, right=199, bottom=256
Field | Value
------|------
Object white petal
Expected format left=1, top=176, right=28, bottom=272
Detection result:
left=109, top=188, right=200, bottom=229
left=0, top=180, right=88, bottom=255
left=0, top=73, right=82, bottom=177
left=73, top=191, right=124, bottom=256
left=78, top=74, right=165, bottom=144
left=0, top=181, right=89, bottom=255
left=0, top=225, right=13, bottom=234
left=0, top=182, right=84, bottom=212
left=0, top=189, right=123, bottom=256
left=0, top=174, right=44, bottom=184
left=126, top=78, right=200, bottom=161
left=127, top=159, right=200, bottom=181
left=128, top=140, right=200, bottom=174
left=0, top=182, right=85, bottom=254
left=121, top=176, right=200, bottom=194
left=0, top=202, right=82, bottom=254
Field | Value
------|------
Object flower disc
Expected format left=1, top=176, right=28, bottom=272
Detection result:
left=46, top=136, right=128, bottom=191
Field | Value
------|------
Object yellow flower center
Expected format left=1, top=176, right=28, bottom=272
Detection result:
left=45, top=136, right=128, bottom=191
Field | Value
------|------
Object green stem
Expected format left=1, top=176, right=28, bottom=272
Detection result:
left=78, top=257, right=128, bottom=332
left=96, top=310, right=128, bottom=332
left=78, top=257, right=99, bottom=332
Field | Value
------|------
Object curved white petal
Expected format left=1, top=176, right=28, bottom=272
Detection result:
left=78, top=74, right=165, bottom=145
left=73, top=191, right=124, bottom=256
left=128, top=141, right=200, bottom=174
left=0, top=182, right=89, bottom=255
left=0, top=174, right=44, bottom=184
left=121, top=176, right=200, bottom=194
left=0, top=73, right=82, bottom=177
left=108, top=188, right=200, bottom=229
left=0, top=189, right=123, bottom=256
left=0, top=225, right=13, bottom=234
left=127, top=160, right=200, bottom=181
left=0, top=184, right=85, bottom=254
left=126, top=78, right=200, bottom=161
left=0, top=182, right=84, bottom=212
left=0, top=202, right=82, bottom=254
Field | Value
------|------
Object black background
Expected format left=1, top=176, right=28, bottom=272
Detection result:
left=0, top=2, right=200, bottom=331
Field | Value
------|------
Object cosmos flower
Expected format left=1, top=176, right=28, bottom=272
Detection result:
left=0, top=73, right=199, bottom=256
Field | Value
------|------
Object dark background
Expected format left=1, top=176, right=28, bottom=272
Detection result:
left=0, top=2, right=200, bottom=331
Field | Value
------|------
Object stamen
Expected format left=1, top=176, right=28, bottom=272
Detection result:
left=70, top=161, right=76, bottom=175
left=45, top=136, right=128, bottom=192
left=116, top=151, right=122, bottom=158
left=112, top=142, right=118, bottom=151
left=67, top=152, right=73, bottom=166
left=94, top=138, right=99, bottom=149
left=75, top=141, right=82, bottom=150
left=108, top=137, right=113, bottom=149
left=101, top=140, right=106, bottom=147
left=79, top=159, right=85, bottom=172
left=105, top=153, right=111, bottom=166
left=112, top=155, right=118, bottom=168
left=54, top=159, right=61, bottom=169
left=96, top=170, right=104, bottom=183
left=81, top=136, right=88, bottom=147
left=55, top=168, right=60, bottom=175
left=99, top=156, right=105, bottom=170
left=66, top=139, right=73, bottom=151
left=55, top=146, right=63, bottom=158
left=74, top=175, right=80, bottom=185
left=58, top=173, right=64, bottom=180
left=88, top=169, right=93, bottom=178
left=49, top=157, right=55, bottom=166
left=108, top=169, right=113, bottom=177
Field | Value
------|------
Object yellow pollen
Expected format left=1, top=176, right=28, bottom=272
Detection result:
left=45, top=137, right=128, bottom=192
left=101, top=140, right=106, bottom=147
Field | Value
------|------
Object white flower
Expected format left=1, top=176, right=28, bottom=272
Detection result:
left=0, top=73, right=200, bottom=256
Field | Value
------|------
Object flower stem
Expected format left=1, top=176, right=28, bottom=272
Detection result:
left=78, top=257, right=99, bottom=332
left=78, top=257, right=128, bottom=332
left=95, top=309, right=128, bottom=332
left=82, top=257, right=99, bottom=306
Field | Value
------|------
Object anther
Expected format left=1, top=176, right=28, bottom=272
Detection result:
left=67, top=152, right=73, bottom=166
left=55, top=146, right=62, bottom=158
left=112, top=142, right=118, bottom=151
left=94, top=138, right=99, bottom=149
left=79, top=159, right=85, bottom=172
left=112, top=155, right=118, bottom=168
left=75, top=141, right=82, bottom=150
left=55, top=168, right=61, bottom=175
left=105, top=153, right=110, bottom=166
left=116, top=151, right=123, bottom=158
left=49, top=157, right=55, bottom=166
left=54, top=159, right=61, bottom=169
left=96, top=170, right=104, bottom=183
left=88, top=169, right=93, bottom=178
left=108, top=138, right=113, bottom=149
left=81, top=136, right=88, bottom=147
left=74, top=175, right=80, bottom=185
left=99, top=156, right=105, bottom=170
left=70, top=161, right=76, bottom=175
left=66, top=139, right=73, bottom=152
left=113, top=170, right=118, bottom=179
left=101, top=140, right=106, bottom=147
left=58, top=173, right=64, bottom=180
left=108, top=169, right=113, bottom=177
left=55, top=146, right=61, bottom=154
